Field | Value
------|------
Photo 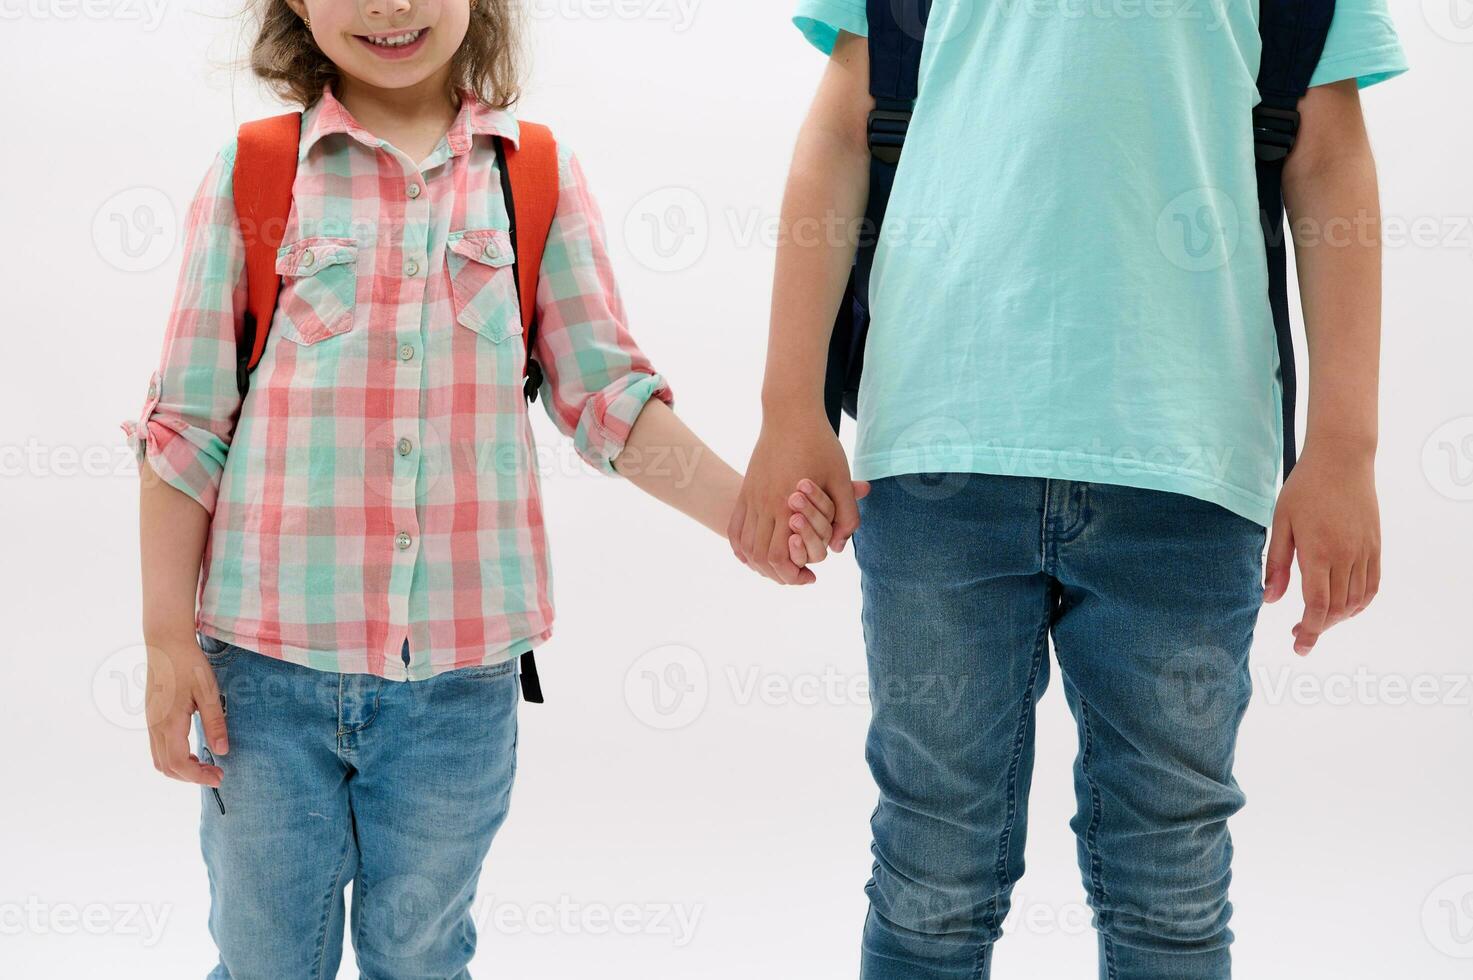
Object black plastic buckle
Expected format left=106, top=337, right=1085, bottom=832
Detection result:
left=1253, top=105, right=1301, bottom=164
left=523, top=358, right=544, bottom=403
left=868, top=108, right=912, bottom=166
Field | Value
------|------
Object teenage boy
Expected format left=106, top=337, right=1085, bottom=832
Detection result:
left=730, top=1, right=1405, bottom=976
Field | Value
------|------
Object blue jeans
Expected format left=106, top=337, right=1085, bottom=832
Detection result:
left=853, top=475, right=1267, bottom=980
left=194, top=636, right=518, bottom=980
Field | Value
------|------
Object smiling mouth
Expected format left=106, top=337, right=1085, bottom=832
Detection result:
left=356, top=27, right=429, bottom=52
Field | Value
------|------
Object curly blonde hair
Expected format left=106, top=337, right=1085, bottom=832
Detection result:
left=248, top=0, right=523, bottom=109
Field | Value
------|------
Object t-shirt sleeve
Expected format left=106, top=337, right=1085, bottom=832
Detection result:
left=793, top=0, right=868, bottom=55
left=1309, top=0, right=1408, bottom=89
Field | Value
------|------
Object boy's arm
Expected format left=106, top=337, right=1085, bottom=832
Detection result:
left=1266, top=78, right=1383, bottom=654
left=729, top=31, right=873, bottom=584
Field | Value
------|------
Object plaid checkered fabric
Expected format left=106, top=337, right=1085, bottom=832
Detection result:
left=124, top=86, right=672, bottom=680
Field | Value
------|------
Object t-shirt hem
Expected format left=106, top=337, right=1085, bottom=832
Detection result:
left=195, top=619, right=553, bottom=683
left=851, top=447, right=1276, bottom=528
left=1310, top=43, right=1408, bottom=89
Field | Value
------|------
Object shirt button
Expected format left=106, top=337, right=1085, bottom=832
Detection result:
left=397, top=437, right=413, bottom=457
left=301, top=250, right=315, bottom=268
left=483, top=242, right=499, bottom=260
left=147, top=380, right=158, bottom=400
left=399, top=344, right=415, bottom=361
left=396, top=531, right=412, bottom=551
left=407, top=182, right=421, bottom=199
left=404, top=259, right=420, bottom=277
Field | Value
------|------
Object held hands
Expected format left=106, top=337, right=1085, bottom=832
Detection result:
left=1264, top=439, right=1381, bottom=655
left=729, top=411, right=871, bottom=585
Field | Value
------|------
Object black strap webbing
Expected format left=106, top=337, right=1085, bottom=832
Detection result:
left=1255, top=0, right=1338, bottom=479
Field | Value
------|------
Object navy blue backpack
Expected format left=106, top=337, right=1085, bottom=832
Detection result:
left=823, top=0, right=1338, bottom=479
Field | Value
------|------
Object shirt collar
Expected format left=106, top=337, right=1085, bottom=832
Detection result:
left=299, top=83, right=520, bottom=162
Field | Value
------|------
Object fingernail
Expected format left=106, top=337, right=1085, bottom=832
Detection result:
left=799, top=480, right=814, bottom=494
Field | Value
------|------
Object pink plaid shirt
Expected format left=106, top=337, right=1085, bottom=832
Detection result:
left=124, top=87, right=672, bottom=680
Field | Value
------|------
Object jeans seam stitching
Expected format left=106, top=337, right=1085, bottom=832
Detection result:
left=315, top=826, right=353, bottom=980
left=1077, top=695, right=1117, bottom=980
left=982, top=587, right=1050, bottom=974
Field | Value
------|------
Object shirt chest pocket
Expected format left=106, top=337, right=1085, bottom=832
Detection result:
left=446, top=228, right=524, bottom=344
left=273, top=238, right=359, bottom=345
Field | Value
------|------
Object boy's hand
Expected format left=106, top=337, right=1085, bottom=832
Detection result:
left=1264, top=439, right=1381, bottom=655
left=730, top=411, right=863, bottom=584
left=787, top=478, right=872, bottom=567
left=145, top=632, right=228, bottom=787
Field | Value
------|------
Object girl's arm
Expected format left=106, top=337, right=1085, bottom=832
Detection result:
left=528, top=145, right=836, bottom=580
left=125, top=144, right=246, bottom=783
left=1266, top=78, right=1383, bottom=654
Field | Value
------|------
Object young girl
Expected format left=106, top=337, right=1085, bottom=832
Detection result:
left=124, top=0, right=849, bottom=974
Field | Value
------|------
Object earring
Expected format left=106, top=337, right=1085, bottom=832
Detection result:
left=303, top=15, right=311, bottom=28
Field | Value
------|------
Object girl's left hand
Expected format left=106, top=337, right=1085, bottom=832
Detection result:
left=787, top=479, right=872, bottom=568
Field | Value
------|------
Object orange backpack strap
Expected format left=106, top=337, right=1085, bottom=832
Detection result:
left=496, top=122, right=561, bottom=402
left=232, top=112, right=302, bottom=395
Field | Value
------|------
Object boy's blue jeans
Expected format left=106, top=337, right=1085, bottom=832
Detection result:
left=853, top=474, right=1267, bottom=980
left=193, top=635, right=518, bottom=980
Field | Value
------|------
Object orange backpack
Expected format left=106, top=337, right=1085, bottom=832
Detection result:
left=231, top=111, right=561, bottom=404
left=231, top=111, right=560, bottom=703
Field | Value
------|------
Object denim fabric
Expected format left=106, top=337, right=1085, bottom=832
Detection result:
left=193, top=638, right=518, bottom=979
left=854, top=474, right=1267, bottom=980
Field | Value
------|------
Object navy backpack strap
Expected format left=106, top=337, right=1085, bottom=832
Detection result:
left=1255, top=0, right=1337, bottom=479
left=825, top=0, right=933, bottom=433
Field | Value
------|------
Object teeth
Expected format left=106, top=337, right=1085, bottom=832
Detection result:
left=366, top=29, right=423, bottom=47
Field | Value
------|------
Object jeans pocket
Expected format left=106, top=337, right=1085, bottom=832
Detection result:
left=196, top=632, right=239, bottom=667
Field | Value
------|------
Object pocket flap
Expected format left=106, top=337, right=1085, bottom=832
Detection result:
left=448, top=228, right=514, bottom=269
left=275, top=238, right=359, bottom=278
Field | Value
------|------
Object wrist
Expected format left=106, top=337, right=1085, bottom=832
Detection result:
left=143, top=618, right=199, bottom=651
left=1301, top=431, right=1378, bottom=462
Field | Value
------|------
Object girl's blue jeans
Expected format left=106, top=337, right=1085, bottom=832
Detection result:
left=194, top=635, right=518, bottom=980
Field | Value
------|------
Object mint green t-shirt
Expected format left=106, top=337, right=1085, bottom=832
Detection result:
left=793, top=0, right=1406, bottom=525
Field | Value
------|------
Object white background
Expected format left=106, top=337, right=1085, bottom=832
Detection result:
left=3, top=1, right=1473, bottom=977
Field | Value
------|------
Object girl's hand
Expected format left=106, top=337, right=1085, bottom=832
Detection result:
left=1264, top=438, right=1381, bottom=655
left=145, top=632, right=228, bottom=787
left=787, top=478, right=872, bottom=567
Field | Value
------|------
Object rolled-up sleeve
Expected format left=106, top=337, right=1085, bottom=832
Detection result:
left=121, top=144, right=246, bottom=514
left=532, top=146, right=673, bottom=475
